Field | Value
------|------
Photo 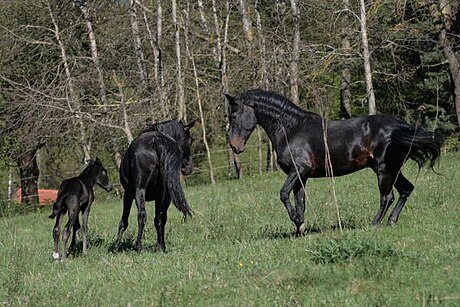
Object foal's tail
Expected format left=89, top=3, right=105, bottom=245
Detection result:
left=390, top=124, right=443, bottom=170
left=48, top=195, right=64, bottom=219
left=153, top=135, right=193, bottom=220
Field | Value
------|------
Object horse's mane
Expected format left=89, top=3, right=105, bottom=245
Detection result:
left=142, top=120, right=182, bottom=136
left=238, top=89, right=322, bottom=121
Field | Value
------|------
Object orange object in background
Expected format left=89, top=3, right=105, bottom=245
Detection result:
left=16, top=188, right=58, bottom=205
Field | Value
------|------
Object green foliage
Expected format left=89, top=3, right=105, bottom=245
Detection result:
left=308, top=234, right=399, bottom=264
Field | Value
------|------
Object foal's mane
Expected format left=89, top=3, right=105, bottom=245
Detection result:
left=238, top=89, right=322, bottom=121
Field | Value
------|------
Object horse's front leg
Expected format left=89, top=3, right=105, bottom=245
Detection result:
left=280, top=168, right=307, bottom=234
left=81, top=202, right=92, bottom=256
left=134, top=188, right=147, bottom=251
left=293, top=181, right=308, bottom=235
left=154, top=194, right=171, bottom=252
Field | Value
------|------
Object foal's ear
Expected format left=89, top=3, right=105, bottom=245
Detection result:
left=95, top=157, right=102, bottom=165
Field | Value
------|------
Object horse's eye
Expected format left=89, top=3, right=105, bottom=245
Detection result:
left=231, top=113, right=238, bottom=120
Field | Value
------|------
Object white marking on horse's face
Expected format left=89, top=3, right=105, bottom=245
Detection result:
left=52, top=252, right=60, bottom=260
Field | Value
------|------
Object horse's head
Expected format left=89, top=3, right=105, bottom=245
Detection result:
left=225, top=94, right=257, bottom=154
left=89, top=157, right=113, bottom=192
left=177, top=120, right=195, bottom=176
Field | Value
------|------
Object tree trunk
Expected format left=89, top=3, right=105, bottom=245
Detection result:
left=142, top=4, right=166, bottom=120
left=434, top=0, right=460, bottom=138
left=172, top=0, right=186, bottom=121
left=17, top=149, right=39, bottom=205
left=289, top=0, right=300, bottom=105
left=340, top=0, right=352, bottom=119
left=130, top=2, right=154, bottom=121
left=76, top=1, right=107, bottom=108
left=47, top=0, right=91, bottom=161
left=359, top=0, right=376, bottom=115
left=184, top=5, right=215, bottom=184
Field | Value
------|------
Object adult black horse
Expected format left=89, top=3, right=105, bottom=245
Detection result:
left=225, top=89, right=443, bottom=235
left=49, top=158, right=113, bottom=260
left=115, top=120, right=195, bottom=252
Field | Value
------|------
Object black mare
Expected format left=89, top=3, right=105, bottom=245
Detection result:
left=115, top=120, right=195, bottom=252
left=49, top=158, right=113, bottom=260
left=226, top=89, right=443, bottom=234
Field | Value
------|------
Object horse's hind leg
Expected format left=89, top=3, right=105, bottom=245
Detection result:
left=154, top=195, right=170, bottom=252
left=52, top=214, right=62, bottom=260
left=62, top=208, right=79, bottom=260
left=134, top=188, right=147, bottom=252
left=115, top=190, right=134, bottom=251
left=388, top=173, right=414, bottom=225
left=69, top=218, right=81, bottom=254
left=372, top=163, right=395, bottom=225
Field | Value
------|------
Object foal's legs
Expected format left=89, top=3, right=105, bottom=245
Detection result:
left=61, top=201, right=79, bottom=260
left=154, top=194, right=171, bottom=252
left=388, top=173, right=414, bottom=225
left=69, top=218, right=81, bottom=254
left=372, top=162, right=396, bottom=225
left=52, top=214, right=62, bottom=260
left=81, top=202, right=92, bottom=256
left=115, top=190, right=134, bottom=251
left=134, top=188, right=147, bottom=251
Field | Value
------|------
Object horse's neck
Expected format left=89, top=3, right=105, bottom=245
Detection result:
left=254, top=110, right=298, bottom=144
left=255, top=108, right=322, bottom=151
left=78, top=172, right=96, bottom=187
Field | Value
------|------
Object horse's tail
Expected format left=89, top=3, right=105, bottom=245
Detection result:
left=390, top=123, right=443, bottom=170
left=48, top=195, right=64, bottom=219
left=152, top=135, right=193, bottom=220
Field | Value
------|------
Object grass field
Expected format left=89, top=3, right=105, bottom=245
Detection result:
left=1, top=152, right=459, bottom=306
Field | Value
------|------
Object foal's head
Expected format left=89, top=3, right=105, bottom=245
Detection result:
left=225, top=94, right=257, bottom=154
left=84, top=157, right=113, bottom=192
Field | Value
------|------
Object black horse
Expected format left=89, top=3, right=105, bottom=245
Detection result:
left=49, top=158, right=113, bottom=260
left=115, top=120, right=195, bottom=252
left=226, top=89, right=443, bottom=234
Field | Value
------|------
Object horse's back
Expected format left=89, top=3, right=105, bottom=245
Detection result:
left=120, top=131, right=164, bottom=194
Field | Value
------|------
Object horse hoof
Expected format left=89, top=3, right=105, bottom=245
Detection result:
left=297, top=223, right=306, bottom=235
left=388, top=219, right=397, bottom=226
left=52, top=252, right=60, bottom=261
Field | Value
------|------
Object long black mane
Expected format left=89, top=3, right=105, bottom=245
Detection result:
left=237, top=89, right=322, bottom=132
left=143, top=120, right=184, bottom=139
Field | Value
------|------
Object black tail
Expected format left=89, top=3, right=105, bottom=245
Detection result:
left=390, top=124, right=443, bottom=170
left=48, top=195, right=64, bottom=219
left=153, top=136, right=193, bottom=220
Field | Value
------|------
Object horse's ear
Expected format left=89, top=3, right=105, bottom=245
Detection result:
left=184, top=120, right=196, bottom=130
left=225, top=94, right=236, bottom=106
left=95, top=157, right=102, bottom=165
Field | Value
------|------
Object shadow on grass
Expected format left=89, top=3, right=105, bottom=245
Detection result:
left=256, top=225, right=323, bottom=240
left=106, top=235, right=160, bottom=254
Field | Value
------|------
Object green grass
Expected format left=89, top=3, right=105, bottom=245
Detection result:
left=1, top=152, right=459, bottom=306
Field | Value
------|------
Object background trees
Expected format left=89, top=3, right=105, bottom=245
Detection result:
left=1, top=0, right=458, bottom=203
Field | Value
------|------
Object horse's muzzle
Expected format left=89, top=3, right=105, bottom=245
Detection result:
left=104, top=184, right=114, bottom=192
left=229, top=137, right=245, bottom=154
